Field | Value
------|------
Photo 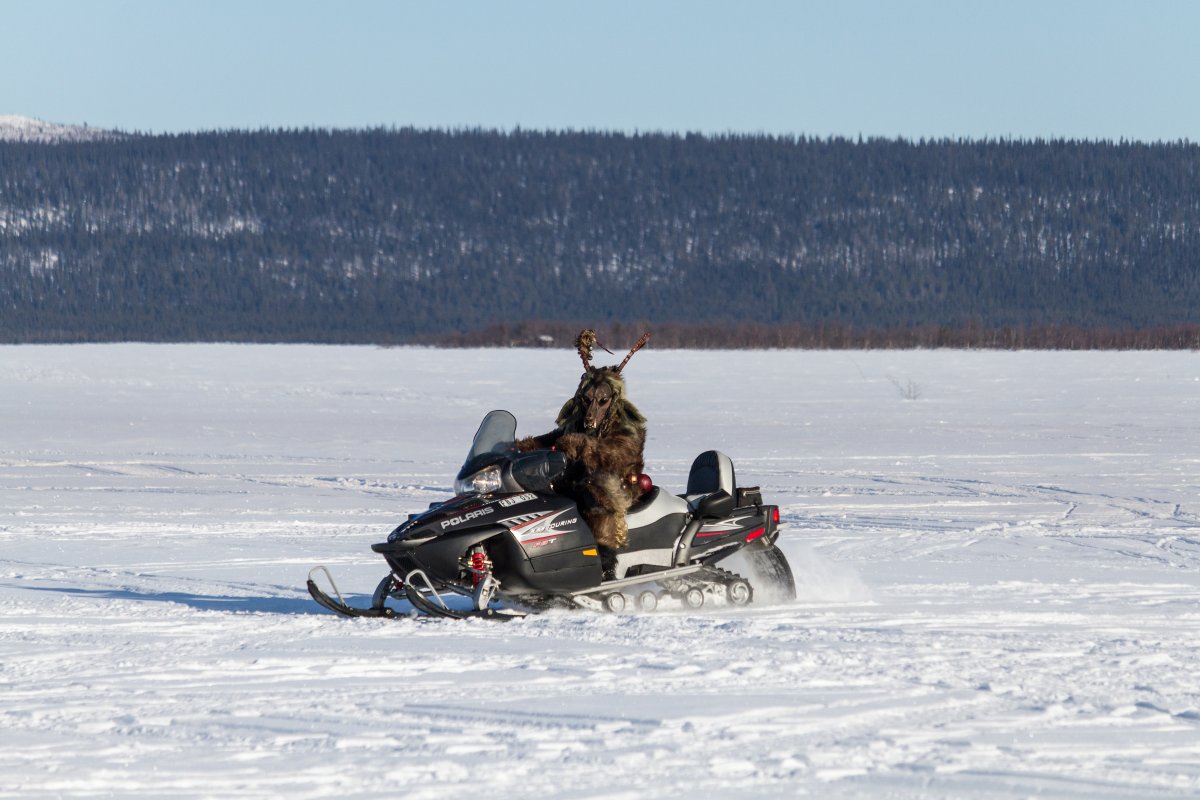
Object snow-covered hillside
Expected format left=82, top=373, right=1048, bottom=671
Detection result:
left=0, top=114, right=121, bottom=143
left=2, top=345, right=1198, bottom=798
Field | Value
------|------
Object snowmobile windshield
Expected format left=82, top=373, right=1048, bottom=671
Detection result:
left=456, top=410, right=518, bottom=481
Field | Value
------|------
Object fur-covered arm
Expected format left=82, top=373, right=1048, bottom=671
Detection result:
left=514, top=430, right=563, bottom=452
left=556, top=431, right=645, bottom=478
left=552, top=432, right=594, bottom=460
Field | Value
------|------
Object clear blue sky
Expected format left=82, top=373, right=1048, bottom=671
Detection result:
left=3, top=0, right=1197, bottom=142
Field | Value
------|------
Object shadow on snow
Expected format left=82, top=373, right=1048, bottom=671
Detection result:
left=23, top=584, right=321, bottom=616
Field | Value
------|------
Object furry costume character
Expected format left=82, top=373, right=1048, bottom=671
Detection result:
left=516, top=330, right=649, bottom=573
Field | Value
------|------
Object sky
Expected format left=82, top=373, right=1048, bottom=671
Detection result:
left=2, top=0, right=1197, bottom=142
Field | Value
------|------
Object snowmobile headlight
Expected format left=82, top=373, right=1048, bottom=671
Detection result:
left=455, top=465, right=502, bottom=496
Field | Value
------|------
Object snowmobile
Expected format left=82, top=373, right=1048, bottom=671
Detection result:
left=307, top=410, right=796, bottom=619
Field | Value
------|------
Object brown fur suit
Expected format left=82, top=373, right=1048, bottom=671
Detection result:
left=516, top=331, right=649, bottom=557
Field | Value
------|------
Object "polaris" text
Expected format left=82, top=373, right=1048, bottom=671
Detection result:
left=440, top=506, right=494, bottom=529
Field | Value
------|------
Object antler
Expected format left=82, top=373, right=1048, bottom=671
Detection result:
left=615, top=331, right=651, bottom=374
left=575, top=329, right=599, bottom=374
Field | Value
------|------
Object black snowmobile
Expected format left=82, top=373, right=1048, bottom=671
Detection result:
left=307, top=410, right=796, bottom=619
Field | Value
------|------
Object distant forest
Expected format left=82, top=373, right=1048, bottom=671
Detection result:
left=2, top=128, right=1199, bottom=348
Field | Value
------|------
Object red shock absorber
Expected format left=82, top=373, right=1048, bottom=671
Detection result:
left=469, top=550, right=490, bottom=587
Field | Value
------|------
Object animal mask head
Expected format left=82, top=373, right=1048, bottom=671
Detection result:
left=579, top=371, right=617, bottom=432
left=556, top=330, right=650, bottom=435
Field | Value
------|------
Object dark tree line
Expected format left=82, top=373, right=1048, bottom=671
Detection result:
left=424, top=321, right=1200, bottom=350
left=2, top=128, right=1198, bottom=346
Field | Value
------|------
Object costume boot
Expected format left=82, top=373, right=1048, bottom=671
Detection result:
left=599, top=546, right=619, bottom=582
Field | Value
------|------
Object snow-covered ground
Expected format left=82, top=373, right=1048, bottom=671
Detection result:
left=2, top=344, right=1198, bottom=798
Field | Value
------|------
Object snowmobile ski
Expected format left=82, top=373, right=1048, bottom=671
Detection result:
left=307, top=566, right=396, bottom=618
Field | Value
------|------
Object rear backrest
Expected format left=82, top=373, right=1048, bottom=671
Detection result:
left=685, top=450, right=735, bottom=497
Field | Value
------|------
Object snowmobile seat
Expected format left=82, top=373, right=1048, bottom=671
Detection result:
left=683, top=450, right=735, bottom=510
left=626, top=485, right=689, bottom=529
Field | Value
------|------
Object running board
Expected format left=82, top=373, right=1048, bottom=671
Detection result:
left=570, top=562, right=711, bottom=596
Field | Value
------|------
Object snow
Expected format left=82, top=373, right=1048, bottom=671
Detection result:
left=2, top=344, right=1199, bottom=798
left=0, top=115, right=120, bottom=143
